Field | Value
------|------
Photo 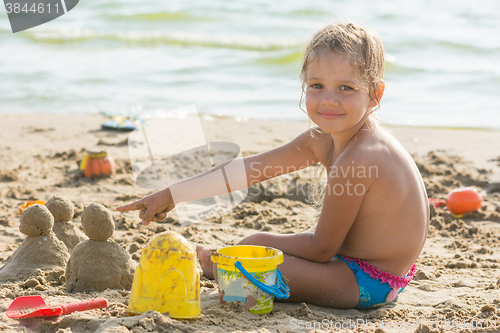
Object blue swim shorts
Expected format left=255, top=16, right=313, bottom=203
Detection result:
left=336, top=255, right=416, bottom=309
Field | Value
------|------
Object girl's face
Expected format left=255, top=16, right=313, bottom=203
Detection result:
left=305, top=51, right=380, bottom=135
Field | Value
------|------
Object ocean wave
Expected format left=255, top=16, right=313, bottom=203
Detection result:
left=22, top=28, right=302, bottom=51
left=384, top=61, right=426, bottom=75
left=105, top=11, right=205, bottom=22
left=394, top=39, right=500, bottom=54
left=257, top=51, right=303, bottom=65
left=434, top=40, right=500, bottom=53
left=289, top=9, right=332, bottom=17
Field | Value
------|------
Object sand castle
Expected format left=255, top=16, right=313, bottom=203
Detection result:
left=65, top=203, right=135, bottom=292
left=46, top=194, right=87, bottom=252
left=0, top=204, right=70, bottom=283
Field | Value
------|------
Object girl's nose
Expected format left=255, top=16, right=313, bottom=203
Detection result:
left=320, top=90, right=340, bottom=106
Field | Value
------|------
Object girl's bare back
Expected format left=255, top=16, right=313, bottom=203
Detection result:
left=315, top=119, right=429, bottom=277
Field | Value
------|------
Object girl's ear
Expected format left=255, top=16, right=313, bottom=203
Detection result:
left=369, top=81, right=385, bottom=108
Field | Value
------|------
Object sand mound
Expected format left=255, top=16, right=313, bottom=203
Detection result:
left=0, top=233, right=69, bottom=283
left=65, top=203, right=135, bottom=292
left=0, top=204, right=70, bottom=282
left=81, top=202, right=114, bottom=241
left=19, top=204, right=53, bottom=237
left=46, top=194, right=87, bottom=251
left=53, top=223, right=88, bottom=252
left=65, top=239, right=136, bottom=292
left=46, top=194, right=74, bottom=223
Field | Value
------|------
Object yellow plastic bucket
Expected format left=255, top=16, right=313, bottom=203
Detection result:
left=211, top=245, right=290, bottom=315
left=128, top=231, right=202, bottom=319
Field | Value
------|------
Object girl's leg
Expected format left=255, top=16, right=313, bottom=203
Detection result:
left=196, top=245, right=216, bottom=279
left=196, top=245, right=360, bottom=308
left=276, top=253, right=359, bottom=308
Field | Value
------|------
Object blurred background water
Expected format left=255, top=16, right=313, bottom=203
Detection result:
left=1, top=0, right=499, bottom=129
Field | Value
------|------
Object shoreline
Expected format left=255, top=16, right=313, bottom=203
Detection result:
left=5, top=111, right=499, bottom=132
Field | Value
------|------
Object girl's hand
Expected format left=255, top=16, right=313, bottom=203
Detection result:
left=116, top=188, right=175, bottom=226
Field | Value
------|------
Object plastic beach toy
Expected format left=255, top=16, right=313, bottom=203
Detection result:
left=128, top=231, right=201, bottom=319
left=18, top=200, right=45, bottom=214
left=428, top=198, right=446, bottom=208
left=447, top=187, right=482, bottom=216
left=80, top=151, right=114, bottom=178
left=211, top=245, right=290, bottom=315
left=101, top=115, right=142, bottom=131
left=7, top=295, right=108, bottom=319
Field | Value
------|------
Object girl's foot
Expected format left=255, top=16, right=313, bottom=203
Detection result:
left=196, top=245, right=215, bottom=279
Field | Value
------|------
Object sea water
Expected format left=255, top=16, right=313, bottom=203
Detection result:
left=0, top=0, right=499, bottom=129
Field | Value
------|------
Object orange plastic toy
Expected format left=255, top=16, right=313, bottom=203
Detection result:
left=80, top=151, right=114, bottom=178
left=18, top=200, right=45, bottom=214
left=446, top=187, right=482, bottom=215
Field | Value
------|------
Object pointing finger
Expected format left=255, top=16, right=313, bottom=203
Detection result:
left=116, top=201, right=146, bottom=212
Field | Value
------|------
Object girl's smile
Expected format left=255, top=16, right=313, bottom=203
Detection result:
left=319, top=113, right=343, bottom=120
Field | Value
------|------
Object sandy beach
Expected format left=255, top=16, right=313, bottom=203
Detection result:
left=1, top=113, right=500, bottom=333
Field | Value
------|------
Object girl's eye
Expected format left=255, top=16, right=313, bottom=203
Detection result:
left=311, top=83, right=323, bottom=89
left=340, top=85, right=354, bottom=91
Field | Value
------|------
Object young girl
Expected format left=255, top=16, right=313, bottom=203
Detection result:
left=117, top=22, right=429, bottom=309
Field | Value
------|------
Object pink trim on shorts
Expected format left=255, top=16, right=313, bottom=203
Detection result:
left=341, top=256, right=416, bottom=289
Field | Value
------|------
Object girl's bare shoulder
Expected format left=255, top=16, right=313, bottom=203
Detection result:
left=293, top=127, right=333, bottom=161
left=342, top=123, right=408, bottom=165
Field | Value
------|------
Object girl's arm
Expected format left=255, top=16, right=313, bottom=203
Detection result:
left=117, top=129, right=322, bottom=225
left=239, top=150, right=375, bottom=263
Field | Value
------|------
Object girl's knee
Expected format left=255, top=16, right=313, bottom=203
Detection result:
left=237, top=232, right=266, bottom=246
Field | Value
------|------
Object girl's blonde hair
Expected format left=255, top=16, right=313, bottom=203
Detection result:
left=300, top=22, right=385, bottom=107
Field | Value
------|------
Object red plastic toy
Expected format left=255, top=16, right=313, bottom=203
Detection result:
left=446, top=187, right=482, bottom=215
left=7, top=295, right=108, bottom=319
